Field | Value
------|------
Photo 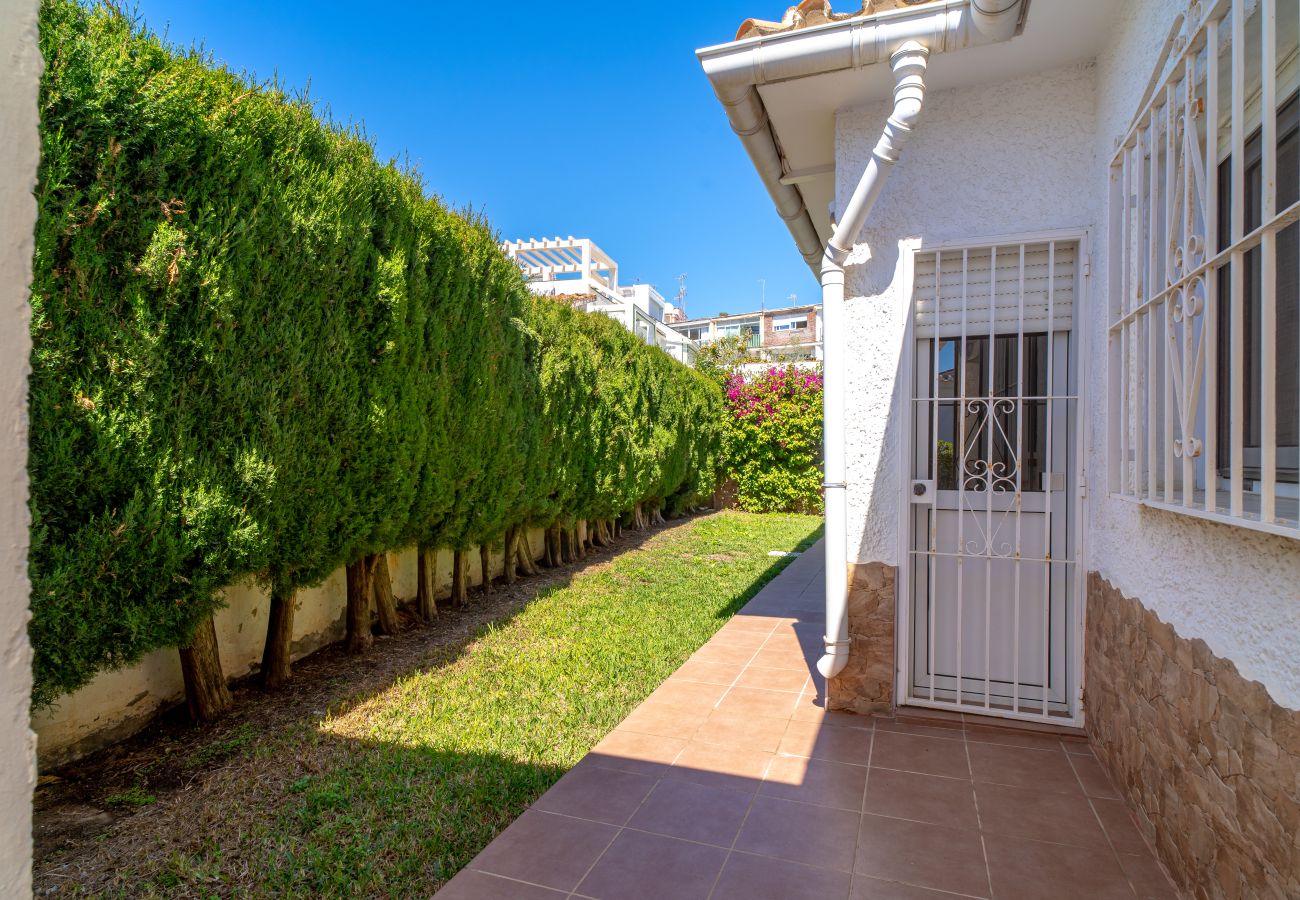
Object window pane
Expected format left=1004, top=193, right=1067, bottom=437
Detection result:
left=1215, top=94, right=1298, bottom=483
left=931, top=335, right=1048, bottom=492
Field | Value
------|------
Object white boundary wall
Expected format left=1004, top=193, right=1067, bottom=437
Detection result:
left=35, top=529, right=553, bottom=766
left=1, top=0, right=40, bottom=892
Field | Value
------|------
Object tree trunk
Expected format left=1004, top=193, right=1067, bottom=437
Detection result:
left=416, top=544, right=437, bottom=622
left=261, top=581, right=296, bottom=689
left=371, top=553, right=400, bottom=635
left=543, top=524, right=557, bottom=568
left=480, top=544, right=494, bottom=595
left=179, top=615, right=232, bottom=721
left=571, top=524, right=585, bottom=560
left=503, top=527, right=519, bottom=585
left=451, top=549, right=470, bottom=607
left=558, top=525, right=571, bottom=565
left=516, top=530, right=539, bottom=576
left=345, top=559, right=374, bottom=654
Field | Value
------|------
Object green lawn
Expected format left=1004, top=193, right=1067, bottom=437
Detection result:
left=69, top=512, right=822, bottom=897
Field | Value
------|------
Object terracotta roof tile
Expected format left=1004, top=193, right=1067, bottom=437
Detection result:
left=736, top=0, right=932, bottom=41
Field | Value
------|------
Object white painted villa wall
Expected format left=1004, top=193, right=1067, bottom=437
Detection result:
left=834, top=2, right=1300, bottom=711
left=1087, top=0, right=1300, bottom=710
left=836, top=62, right=1098, bottom=564
left=1, top=0, right=40, bottom=891
left=35, top=529, right=551, bottom=765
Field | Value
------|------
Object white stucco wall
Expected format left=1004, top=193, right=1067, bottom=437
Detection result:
left=1086, top=0, right=1300, bottom=710
left=836, top=61, right=1099, bottom=565
left=1, top=0, right=40, bottom=893
left=35, top=529, right=551, bottom=765
left=835, top=0, right=1299, bottom=712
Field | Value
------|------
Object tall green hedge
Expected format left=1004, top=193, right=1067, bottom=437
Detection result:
left=29, top=0, right=721, bottom=707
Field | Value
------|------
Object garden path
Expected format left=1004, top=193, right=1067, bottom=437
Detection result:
left=437, top=541, right=1177, bottom=900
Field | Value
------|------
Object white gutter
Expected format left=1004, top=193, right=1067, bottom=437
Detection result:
left=699, top=0, right=1030, bottom=683
left=698, top=0, right=1030, bottom=271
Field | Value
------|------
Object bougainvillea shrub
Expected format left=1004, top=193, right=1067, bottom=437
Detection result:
left=721, top=367, right=824, bottom=513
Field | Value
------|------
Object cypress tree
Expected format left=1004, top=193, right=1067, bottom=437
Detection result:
left=28, top=0, right=723, bottom=710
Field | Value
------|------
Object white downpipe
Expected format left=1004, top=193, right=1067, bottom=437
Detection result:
left=697, top=0, right=1029, bottom=681
left=698, top=0, right=1029, bottom=271
left=969, top=0, right=1027, bottom=42
left=817, top=42, right=929, bottom=679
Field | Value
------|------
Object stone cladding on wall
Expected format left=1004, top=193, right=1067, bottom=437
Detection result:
left=1085, top=573, right=1300, bottom=900
left=827, top=561, right=896, bottom=714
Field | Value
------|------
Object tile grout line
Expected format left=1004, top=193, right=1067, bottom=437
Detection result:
left=466, top=868, right=588, bottom=896
left=530, top=803, right=1163, bottom=862
left=847, top=712, right=877, bottom=897
left=702, top=598, right=804, bottom=900
left=560, top=608, right=785, bottom=898
left=710, top=618, right=784, bottom=712
left=570, top=599, right=790, bottom=899
left=1065, top=746, right=1144, bottom=899
left=560, top=764, right=668, bottom=899
left=473, top=549, right=820, bottom=900
left=963, top=723, right=996, bottom=900
left=701, top=740, right=778, bottom=900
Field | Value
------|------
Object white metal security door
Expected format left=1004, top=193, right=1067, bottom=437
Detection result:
left=905, top=240, right=1083, bottom=723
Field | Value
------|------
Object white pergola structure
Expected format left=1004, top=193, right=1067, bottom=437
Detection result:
left=502, top=236, right=699, bottom=367
left=501, top=237, right=620, bottom=298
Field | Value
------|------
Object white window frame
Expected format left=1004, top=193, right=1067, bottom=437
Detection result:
left=716, top=318, right=760, bottom=338
left=1107, top=0, right=1300, bottom=539
left=772, top=314, right=809, bottom=332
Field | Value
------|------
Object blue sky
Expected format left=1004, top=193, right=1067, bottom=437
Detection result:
left=128, top=0, right=818, bottom=319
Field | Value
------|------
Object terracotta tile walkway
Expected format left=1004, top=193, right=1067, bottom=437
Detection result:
left=437, top=542, right=1179, bottom=900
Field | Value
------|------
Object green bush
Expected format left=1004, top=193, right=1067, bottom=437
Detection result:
left=28, top=0, right=721, bottom=707
left=721, top=367, right=824, bottom=513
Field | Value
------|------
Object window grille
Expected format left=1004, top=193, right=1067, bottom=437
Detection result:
left=1108, top=0, right=1300, bottom=537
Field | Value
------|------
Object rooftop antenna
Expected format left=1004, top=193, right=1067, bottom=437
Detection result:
left=758, top=278, right=766, bottom=313
left=676, top=273, right=688, bottom=318
left=788, top=293, right=798, bottom=305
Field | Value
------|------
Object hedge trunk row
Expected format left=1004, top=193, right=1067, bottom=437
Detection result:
left=29, top=0, right=722, bottom=710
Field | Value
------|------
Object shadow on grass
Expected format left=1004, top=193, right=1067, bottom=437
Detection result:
left=34, top=512, right=826, bottom=895
left=211, top=537, right=837, bottom=898
left=709, top=523, right=824, bottom=623
left=244, top=741, right=570, bottom=897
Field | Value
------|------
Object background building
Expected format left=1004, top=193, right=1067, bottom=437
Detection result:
left=502, top=237, right=697, bottom=365
left=672, top=302, right=822, bottom=372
